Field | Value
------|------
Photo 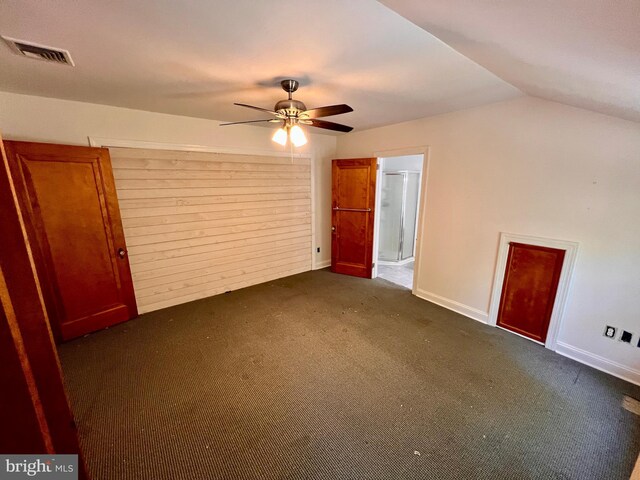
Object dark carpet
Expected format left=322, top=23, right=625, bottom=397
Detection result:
left=58, top=270, right=640, bottom=479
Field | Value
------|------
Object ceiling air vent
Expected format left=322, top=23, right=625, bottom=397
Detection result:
left=1, top=36, right=74, bottom=66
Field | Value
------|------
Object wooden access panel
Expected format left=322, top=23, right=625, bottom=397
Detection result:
left=497, top=242, right=565, bottom=343
left=331, top=158, right=377, bottom=278
left=4, top=141, right=137, bottom=341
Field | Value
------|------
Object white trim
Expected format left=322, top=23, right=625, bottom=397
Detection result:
left=372, top=158, right=383, bottom=279
left=313, top=259, right=331, bottom=270
left=411, top=149, right=429, bottom=295
left=487, top=232, right=579, bottom=350
left=90, top=136, right=316, bottom=272
left=555, top=341, right=640, bottom=386
left=310, top=154, right=317, bottom=271
left=88, top=137, right=311, bottom=159
left=414, top=288, right=489, bottom=324
left=373, top=146, right=430, bottom=159
left=372, top=146, right=430, bottom=295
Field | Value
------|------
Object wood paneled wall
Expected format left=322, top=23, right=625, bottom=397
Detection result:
left=109, top=148, right=312, bottom=313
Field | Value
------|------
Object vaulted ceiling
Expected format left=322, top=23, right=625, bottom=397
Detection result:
left=381, top=0, right=640, bottom=123
left=0, top=0, right=636, bottom=132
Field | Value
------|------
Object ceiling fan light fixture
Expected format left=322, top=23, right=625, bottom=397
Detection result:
left=272, top=127, right=288, bottom=146
left=290, top=125, right=307, bottom=147
left=228, top=79, right=353, bottom=140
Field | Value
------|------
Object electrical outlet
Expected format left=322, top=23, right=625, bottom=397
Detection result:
left=620, top=330, right=633, bottom=343
left=317, top=247, right=320, bottom=253
left=604, top=326, right=616, bottom=338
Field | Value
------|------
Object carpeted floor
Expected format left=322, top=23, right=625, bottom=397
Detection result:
left=58, top=270, right=640, bottom=480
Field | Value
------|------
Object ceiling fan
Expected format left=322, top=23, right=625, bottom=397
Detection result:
left=220, top=79, right=354, bottom=147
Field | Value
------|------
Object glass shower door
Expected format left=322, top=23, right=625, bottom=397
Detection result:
left=401, top=173, right=420, bottom=260
left=379, top=173, right=403, bottom=261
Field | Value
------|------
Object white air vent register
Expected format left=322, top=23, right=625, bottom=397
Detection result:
left=1, top=36, right=74, bottom=66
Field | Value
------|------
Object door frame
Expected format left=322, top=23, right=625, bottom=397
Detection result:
left=373, top=147, right=430, bottom=294
left=487, top=232, right=579, bottom=350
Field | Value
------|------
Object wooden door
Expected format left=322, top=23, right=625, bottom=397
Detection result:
left=4, top=141, right=137, bottom=341
left=0, top=135, right=88, bottom=476
left=497, top=242, right=565, bottom=343
left=331, top=158, right=377, bottom=278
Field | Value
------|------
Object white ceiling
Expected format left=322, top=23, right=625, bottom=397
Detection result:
left=0, top=0, right=519, bottom=131
left=381, top=0, right=640, bottom=123
left=0, top=1, right=635, bottom=132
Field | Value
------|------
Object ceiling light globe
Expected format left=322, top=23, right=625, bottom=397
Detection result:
left=290, top=125, right=307, bottom=147
left=272, top=127, right=287, bottom=146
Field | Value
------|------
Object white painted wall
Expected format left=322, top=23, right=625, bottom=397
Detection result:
left=337, top=96, right=640, bottom=384
left=0, top=91, right=337, bottom=268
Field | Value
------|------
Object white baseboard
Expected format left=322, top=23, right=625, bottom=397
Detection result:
left=414, top=289, right=488, bottom=324
left=555, top=341, right=640, bottom=386
left=313, top=259, right=331, bottom=270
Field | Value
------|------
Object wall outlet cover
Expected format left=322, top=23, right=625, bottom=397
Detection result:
left=620, top=330, right=633, bottom=343
left=604, top=326, right=616, bottom=338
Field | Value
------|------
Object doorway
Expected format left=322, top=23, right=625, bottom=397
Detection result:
left=374, top=154, right=424, bottom=289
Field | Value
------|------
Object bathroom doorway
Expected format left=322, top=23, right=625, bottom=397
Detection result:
left=374, top=154, right=423, bottom=289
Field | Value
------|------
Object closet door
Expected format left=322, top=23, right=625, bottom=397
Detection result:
left=4, top=141, right=137, bottom=341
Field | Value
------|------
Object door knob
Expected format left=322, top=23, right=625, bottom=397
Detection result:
left=117, top=248, right=126, bottom=259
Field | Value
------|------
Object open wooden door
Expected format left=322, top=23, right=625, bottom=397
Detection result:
left=331, top=158, right=377, bottom=278
left=4, top=141, right=137, bottom=341
left=0, top=134, right=88, bottom=476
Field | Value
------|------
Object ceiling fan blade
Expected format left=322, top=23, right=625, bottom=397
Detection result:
left=308, top=118, right=353, bottom=133
left=300, top=104, right=353, bottom=119
left=219, top=119, right=280, bottom=126
left=234, top=103, right=279, bottom=116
